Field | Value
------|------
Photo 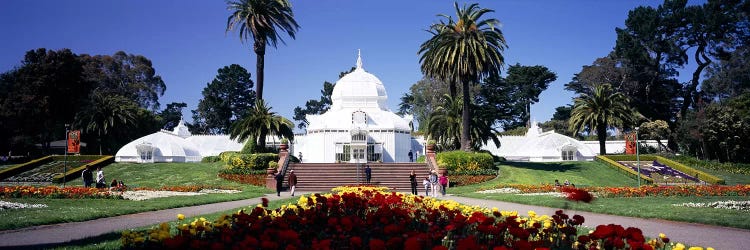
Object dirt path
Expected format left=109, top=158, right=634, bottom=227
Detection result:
left=1, top=193, right=748, bottom=249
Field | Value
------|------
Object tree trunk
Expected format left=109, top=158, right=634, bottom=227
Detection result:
left=448, top=83, right=457, bottom=98
left=258, top=130, right=268, bottom=153
left=98, top=130, right=102, bottom=155
left=254, top=39, right=266, bottom=100
left=680, top=45, right=711, bottom=118
left=597, top=123, right=607, bottom=155
left=461, top=79, right=471, bottom=152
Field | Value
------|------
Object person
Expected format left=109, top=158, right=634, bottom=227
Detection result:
left=288, top=170, right=298, bottom=196
left=408, top=150, right=413, bottom=162
left=298, top=152, right=303, bottom=163
left=110, top=179, right=118, bottom=188
left=439, top=173, right=449, bottom=196
left=365, top=165, right=372, bottom=184
left=564, top=179, right=571, bottom=187
left=409, top=170, right=417, bottom=195
left=422, top=176, right=431, bottom=196
left=429, top=171, right=439, bottom=197
left=95, top=167, right=105, bottom=188
left=274, top=171, right=284, bottom=196
left=554, top=179, right=561, bottom=188
left=81, top=166, right=93, bottom=187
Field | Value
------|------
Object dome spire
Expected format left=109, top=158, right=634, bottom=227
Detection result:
left=356, top=49, right=363, bottom=70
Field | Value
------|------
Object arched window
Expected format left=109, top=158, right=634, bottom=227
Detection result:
left=136, top=142, right=154, bottom=163
left=561, top=145, right=577, bottom=161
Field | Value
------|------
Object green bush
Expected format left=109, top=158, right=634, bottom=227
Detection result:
left=240, top=140, right=256, bottom=154
left=435, top=151, right=494, bottom=172
left=201, top=156, right=220, bottom=163
left=416, top=155, right=425, bottom=163
left=225, top=153, right=279, bottom=171
left=219, top=168, right=268, bottom=175
left=664, top=154, right=750, bottom=175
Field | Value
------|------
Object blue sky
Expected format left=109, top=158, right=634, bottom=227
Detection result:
left=1, top=0, right=703, bottom=130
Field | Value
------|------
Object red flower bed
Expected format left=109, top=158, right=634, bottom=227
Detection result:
left=122, top=187, right=681, bottom=250
left=0, top=186, right=120, bottom=199
left=218, top=173, right=267, bottom=186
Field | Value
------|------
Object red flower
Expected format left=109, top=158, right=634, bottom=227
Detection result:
left=369, top=238, right=386, bottom=250
left=349, top=237, right=362, bottom=248
left=562, top=188, right=594, bottom=203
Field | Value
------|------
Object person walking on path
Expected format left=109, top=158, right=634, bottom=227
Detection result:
left=429, top=170, right=439, bottom=197
left=409, top=170, right=418, bottom=195
left=274, top=171, right=284, bottom=196
left=288, top=170, right=298, bottom=196
left=95, top=167, right=105, bottom=188
left=365, top=165, right=372, bottom=184
left=408, top=150, right=413, bottom=162
left=439, top=173, right=449, bottom=196
left=422, top=176, right=431, bottom=196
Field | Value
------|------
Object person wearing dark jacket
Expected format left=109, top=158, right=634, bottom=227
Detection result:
left=275, top=171, right=284, bottom=196
left=409, top=170, right=417, bottom=195
left=288, top=170, right=298, bottom=196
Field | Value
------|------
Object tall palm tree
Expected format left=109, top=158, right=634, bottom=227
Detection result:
left=74, top=93, right=138, bottom=155
left=226, top=0, right=299, bottom=100
left=419, top=2, right=507, bottom=151
left=569, top=84, right=636, bottom=155
left=230, top=99, right=294, bottom=152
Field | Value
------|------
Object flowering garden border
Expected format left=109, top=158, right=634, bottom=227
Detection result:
left=121, top=186, right=701, bottom=250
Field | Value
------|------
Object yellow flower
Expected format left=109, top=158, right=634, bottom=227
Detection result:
left=688, top=247, right=703, bottom=250
left=528, top=210, right=537, bottom=218
left=177, top=214, right=185, bottom=220
left=707, top=248, right=715, bottom=250
left=673, top=243, right=686, bottom=250
left=659, top=233, right=666, bottom=238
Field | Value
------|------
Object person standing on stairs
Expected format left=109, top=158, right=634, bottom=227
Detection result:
left=409, top=170, right=417, bottom=195
left=365, top=165, right=372, bottom=184
left=288, top=170, right=298, bottom=196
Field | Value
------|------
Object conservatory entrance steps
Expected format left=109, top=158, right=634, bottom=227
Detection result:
left=285, top=163, right=429, bottom=192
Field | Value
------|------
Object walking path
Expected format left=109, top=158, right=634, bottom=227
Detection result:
left=1, top=193, right=749, bottom=249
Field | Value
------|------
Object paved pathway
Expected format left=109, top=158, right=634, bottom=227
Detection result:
left=1, top=193, right=748, bottom=249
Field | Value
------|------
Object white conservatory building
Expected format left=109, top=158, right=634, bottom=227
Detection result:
left=482, top=121, right=597, bottom=162
left=293, top=52, right=415, bottom=163
left=115, top=120, right=243, bottom=163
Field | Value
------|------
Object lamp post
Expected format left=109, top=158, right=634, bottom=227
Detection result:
left=63, top=124, right=70, bottom=188
left=635, top=127, right=640, bottom=187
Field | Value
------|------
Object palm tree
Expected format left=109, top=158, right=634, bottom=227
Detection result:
left=427, top=95, right=500, bottom=151
left=569, top=84, right=636, bottom=155
left=74, top=93, right=138, bottom=155
left=226, top=0, right=299, bottom=100
left=418, top=2, right=507, bottom=151
left=230, top=99, right=294, bottom=152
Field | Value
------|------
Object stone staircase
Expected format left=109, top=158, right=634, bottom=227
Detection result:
left=284, top=162, right=430, bottom=192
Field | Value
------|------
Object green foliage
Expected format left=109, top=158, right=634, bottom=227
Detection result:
left=676, top=94, right=750, bottom=163
left=268, top=161, right=278, bottom=169
left=499, top=127, right=527, bottom=136
left=427, top=95, right=500, bottom=150
left=219, top=151, right=240, bottom=164
left=224, top=153, right=279, bottom=171
left=229, top=99, right=294, bottom=152
left=240, top=139, right=256, bottom=154
left=435, top=151, right=494, bottom=172
left=665, top=154, right=750, bottom=175
left=569, top=83, right=636, bottom=155
left=292, top=68, right=354, bottom=129
left=158, top=102, right=187, bottom=130
left=201, top=156, right=221, bottom=163
left=190, top=64, right=255, bottom=134
left=447, top=169, right=497, bottom=176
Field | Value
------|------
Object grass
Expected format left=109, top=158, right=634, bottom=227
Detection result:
left=679, top=164, right=750, bottom=185
left=451, top=161, right=750, bottom=229
left=1, top=162, right=272, bottom=230
left=45, top=197, right=300, bottom=250
left=449, top=161, right=637, bottom=194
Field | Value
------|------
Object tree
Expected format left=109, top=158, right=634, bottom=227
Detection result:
left=418, top=2, right=507, bottom=151
left=159, top=102, right=187, bottom=130
left=192, top=64, right=255, bottom=134
left=539, top=105, right=576, bottom=137
left=80, top=51, right=166, bottom=110
left=74, top=93, right=139, bottom=155
left=230, top=99, right=294, bottom=152
left=427, top=95, right=500, bottom=151
left=638, top=120, right=671, bottom=151
left=569, top=84, right=636, bottom=155
left=398, top=77, right=452, bottom=132
left=703, top=45, right=750, bottom=101
left=226, top=0, right=299, bottom=100
left=504, top=64, right=557, bottom=127
left=476, top=75, right=524, bottom=130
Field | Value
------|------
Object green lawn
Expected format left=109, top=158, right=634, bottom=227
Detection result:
left=1, top=162, right=271, bottom=230
left=451, top=161, right=750, bottom=229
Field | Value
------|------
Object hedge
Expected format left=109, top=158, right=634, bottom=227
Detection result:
left=52, top=155, right=114, bottom=183
left=597, top=155, right=725, bottom=185
left=595, top=155, right=654, bottom=184
left=0, top=156, right=53, bottom=180
left=435, top=151, right=494, bottom=172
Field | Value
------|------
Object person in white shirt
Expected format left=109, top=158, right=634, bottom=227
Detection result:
left=95, top=167, right=105, bottom=188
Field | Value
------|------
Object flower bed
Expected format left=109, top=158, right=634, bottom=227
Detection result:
left=218, top=173, right=267, bottom=186
left=478, top=184, right=750, bottom=198
left=672, top=200, right=750, bottom=211
left=0, top=200, right=48, bottom=210
left=0, top=185, right=240, bottom=199
left=121, top=186, right=700, bottom=250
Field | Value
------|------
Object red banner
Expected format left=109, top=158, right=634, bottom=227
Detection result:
left=68, top=130, right=81, bottom=154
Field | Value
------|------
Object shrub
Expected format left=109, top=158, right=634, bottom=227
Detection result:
left=436, top=151, right=494, bottom=172
left=219, top=151, right=239, bottom=163
left=225, top=153, right=279, bottom=171
left=240, top=140, right=256, bottom=154
left=201, top=156, right=220, bottom=163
